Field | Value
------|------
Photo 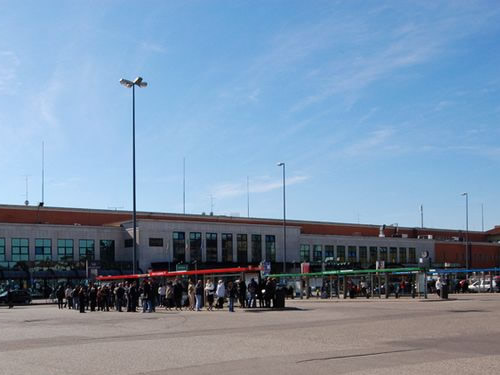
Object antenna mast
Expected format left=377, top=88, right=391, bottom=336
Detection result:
left=183, top=157, right=186, bottom=214
left=24, top=175, right=29, bottom=206
left=41, top=141, right=45, bottom=204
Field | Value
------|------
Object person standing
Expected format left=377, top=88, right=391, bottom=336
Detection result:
left=158, top=284, right=166, bottom=307
left=237, top=278, right=247, bottom=308
left=227, top=281, right=236, bottom=312
left=56, top=285, right=65, bottom=309
left=73, top=286, right=80, bottom=311
left=65, top=285, right=73, bottom=309
left=142, top=280, right=152, bottom=313
left=115, top=283, right=125, bottom=312
left=173, top=279, right=183, bottom=311
left=264, top=279, right=273, bottom=308
left=78, top=287, right=86, bottom=313
left=247, top=279, right=257, bottom=308
left=89, top=285, right=97, bottom=311
left=205, top=279, right=215, bottom=311
left=195, top=280, right=203, bottom=311
left=165, top=281, right=174, bottom=311
left=7, top=288, right=14, bottom=309
left=216, top=280, right=225, bottom=309
left=435, top=277, right=442, bottom=298
left=187, top=280, right=195, bottom=311
left=127, top=282, right=138, bottom=312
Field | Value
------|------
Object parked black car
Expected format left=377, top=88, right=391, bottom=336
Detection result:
left=0, top=290, right=32, bottom=305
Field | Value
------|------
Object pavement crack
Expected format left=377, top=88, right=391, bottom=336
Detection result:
left=296, top=348, right=421, bottom=363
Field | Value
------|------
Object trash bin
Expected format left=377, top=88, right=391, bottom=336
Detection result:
left=441, top=283, right=448, bottom=299
left=349, top=286, right=356, bottom=299
left=275, top=286, right=286, bottom=308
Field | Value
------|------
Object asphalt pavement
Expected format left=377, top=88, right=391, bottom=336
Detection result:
left=1, top=294, right=499, bottom=374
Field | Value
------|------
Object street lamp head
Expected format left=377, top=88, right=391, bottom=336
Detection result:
left=277, top=162, right=284, bottom=167
left=461, top=192, right=468, bottom=196
left=119, top=78, right=134, bottom=88
left=133, top=77, right=148, bottom=87
left=120, top=77, right=147, bottom=88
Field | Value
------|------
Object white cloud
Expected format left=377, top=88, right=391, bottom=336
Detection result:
left=211, top=175, right=309, bottom=200
left=140, top=41, right=167, bottom=54
left=0, top=51, right=20, bottom=94
left=34, top=75, right=63, bottom=130
left=341, top=128, right=395, bottom=157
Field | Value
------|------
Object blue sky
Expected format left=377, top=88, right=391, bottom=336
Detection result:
left=1, top=1, right=499, bottom=231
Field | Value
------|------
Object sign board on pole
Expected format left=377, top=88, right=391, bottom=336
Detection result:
left=176, top=263, right=189, bottom=272
left=86, top=260, right=101, bottom=280
left=261, top=261, right=271, bottom=277
left=301, top=262, right=310, bottom=274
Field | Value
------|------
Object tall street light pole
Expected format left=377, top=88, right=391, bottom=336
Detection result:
left=277, top=162, right=286, bottom=273
left=120, top=77, right=147, bottom=274
left=461, top=192, right=469, bottom=271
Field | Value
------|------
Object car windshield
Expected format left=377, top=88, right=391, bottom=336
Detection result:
left=0, top=291, right=7, bottom=297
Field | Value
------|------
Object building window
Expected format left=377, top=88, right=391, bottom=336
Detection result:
left=324, top=245, right=334, bottom=260
left=337, top=245, right=345, bottom=262
left=79, top=239, right=95, bottom=261
left=149, top=238, right=163, bottom=247
left=12, top=238, right=29, bottom=262
left=348, top=246, right=357, bottom=262
left=173, top=232, right=186, bottom=263
left=389, top=247, right=397, bottom=263
left=369, top=246, right=378, bottom=262
left=35, top=239, right=52, bottom=261
left=251, top=234, right=262, bottom=263
left=265, top=235, right=276, bottom=262
left=409, top=248, right=416, bottom=263
left=237, top=234, right=248, bottom=263
left=222, top=233, right=233, bottom=262
left=100, top=240, right=115, bottom=263
left=124, top=239, right=133, bottom=248
left=206, top=233, right=217, bottom=262
left=0, top=238, right=5, bottom=261
left=57, top=239, right=73, bottom=261
left=313, top=245, right=323, bottom=262
left=379, top=247, right=387, bottom=261
left=399, top=247, right=407, bottom=263
left=190, top=232, right=202, bottom=262
left=359, top=246, right=367, bottom=265
left=300, top=244, right=310, bottom=262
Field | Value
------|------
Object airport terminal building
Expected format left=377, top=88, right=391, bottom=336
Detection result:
left=1, top=204, right=499, bottom=293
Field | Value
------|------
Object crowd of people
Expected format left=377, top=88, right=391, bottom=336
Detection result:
left=55, top=277, right=283, bottom=313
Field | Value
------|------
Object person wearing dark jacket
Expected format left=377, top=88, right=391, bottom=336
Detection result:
left=173, top=279, right=183, bottom=311
left=115, top=284, right=125, bottom=312
left=127, top=283, right=138, bottom=312
left=78, top=287, right=86, bottom=313
left=89, top=285, right=97, bottom=311
left=227, top=281, right=236, bottom=312
left=56, top=285, right=65, bottom=309
left=142, top=280, right=152, bottom=313
left=195, top=280, right=204, bottom=311
left=264, top=279, right=273, bottom=308
left=237, top=278, right=247, bottom=308
left=247, top=279, right=257, bottom=308
left=7, top=288, right=14, bottom=309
